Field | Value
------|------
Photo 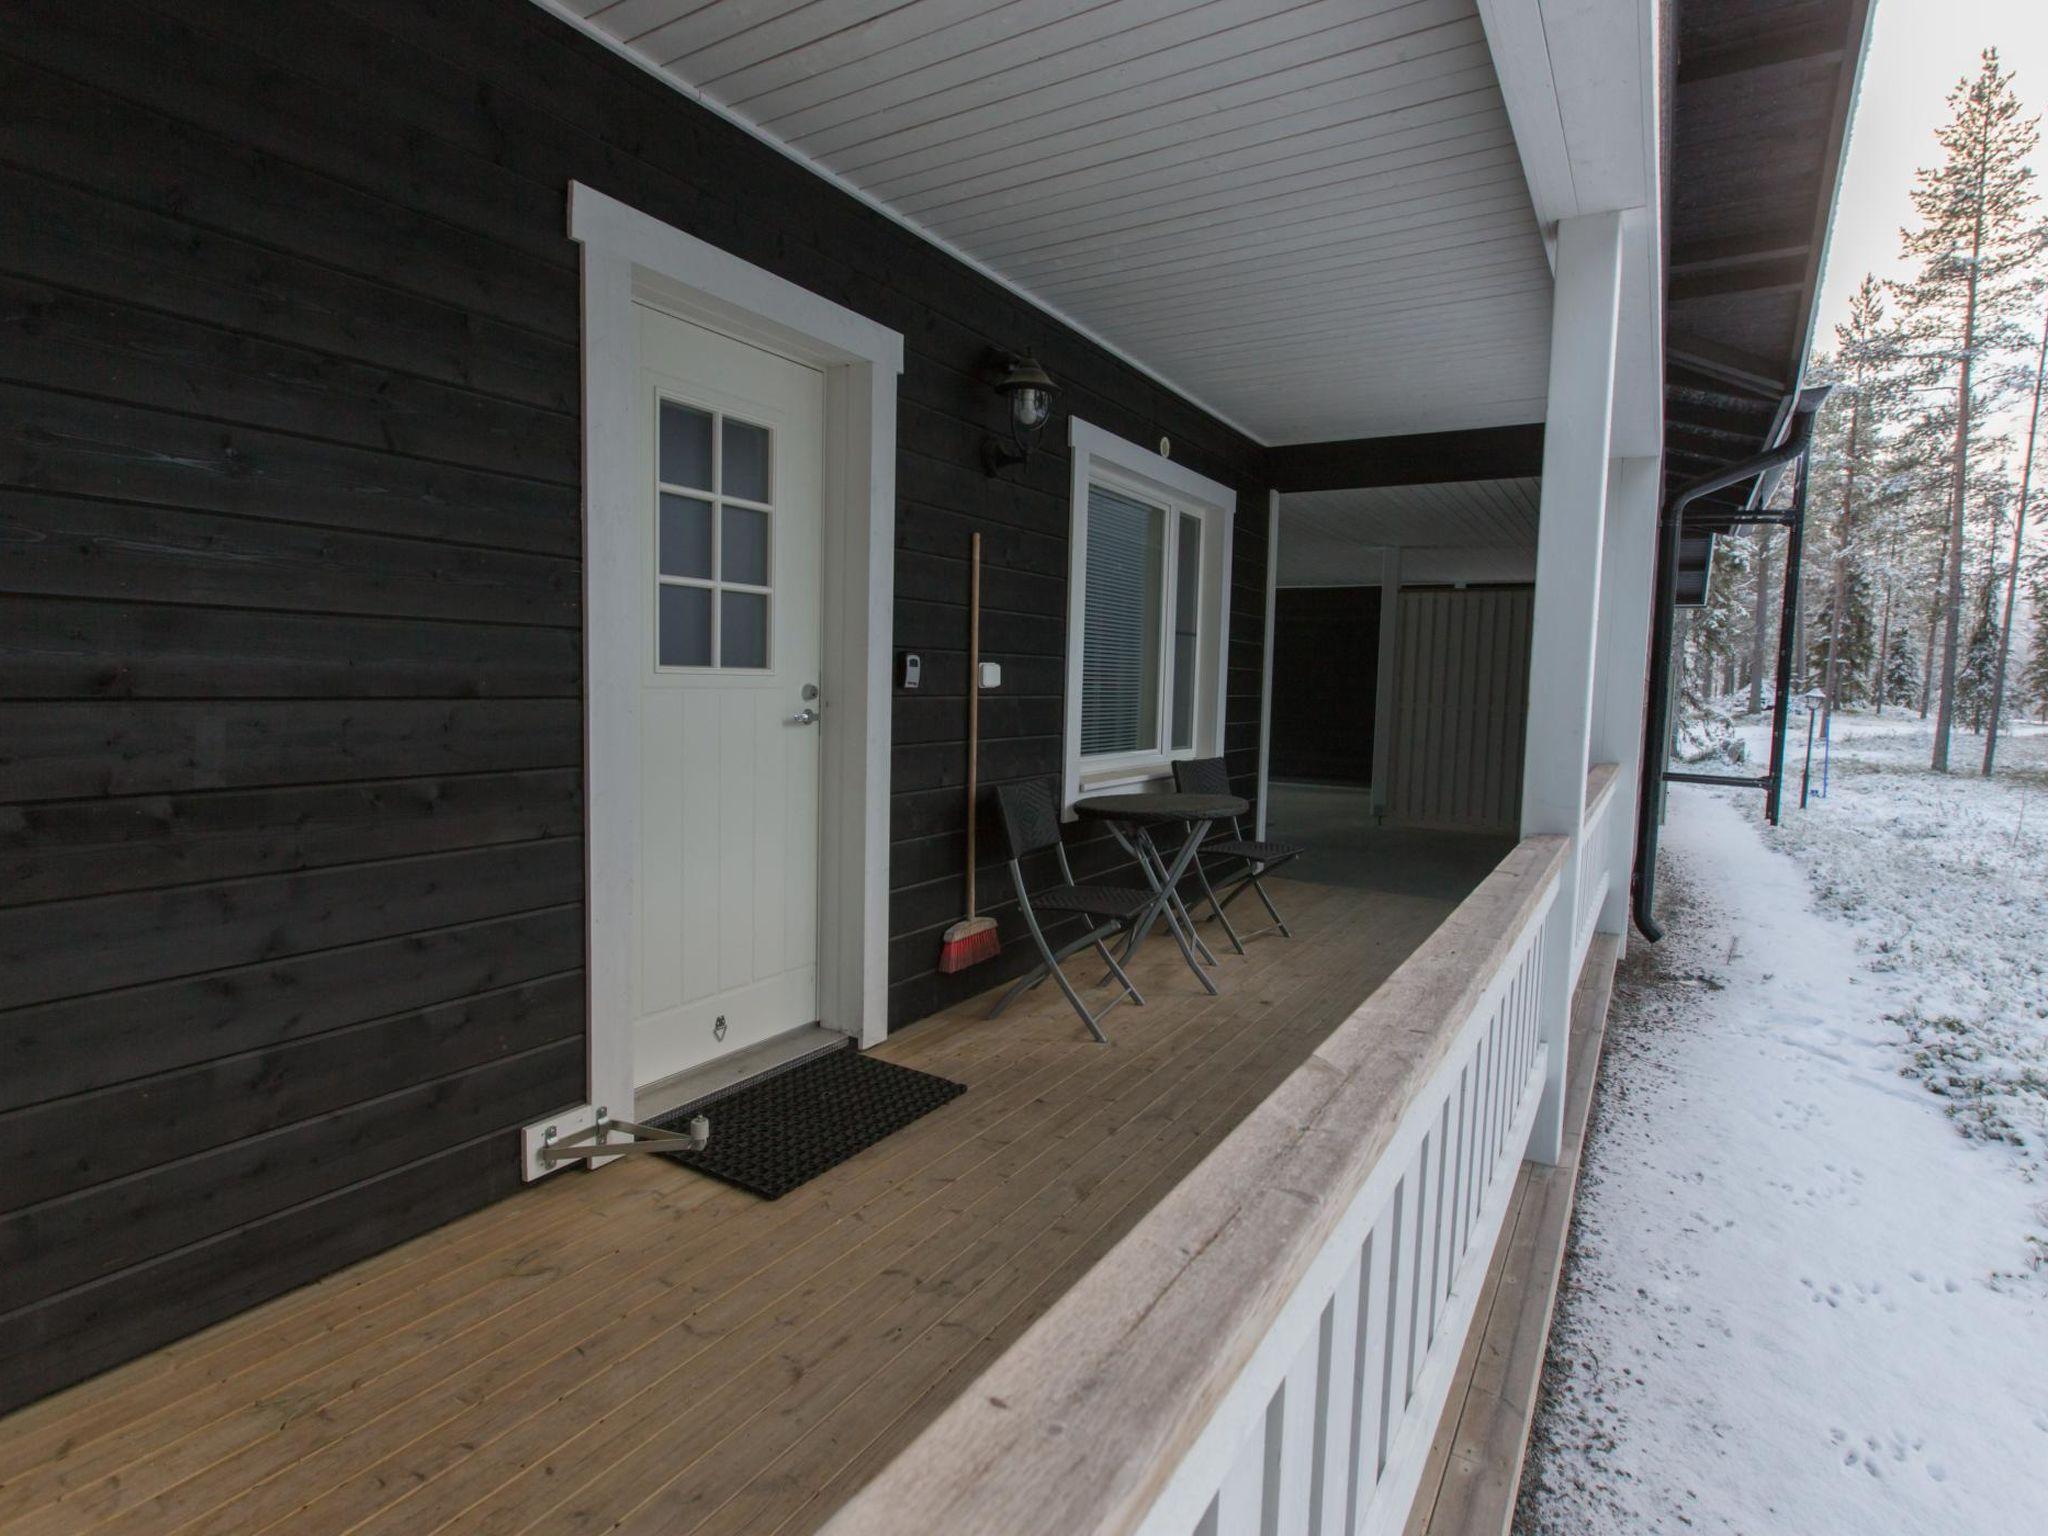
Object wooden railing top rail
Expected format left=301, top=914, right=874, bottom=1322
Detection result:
left=1584, top=760, right=1619, bottom=819
left=820, top=834, right=1571, bottom=1536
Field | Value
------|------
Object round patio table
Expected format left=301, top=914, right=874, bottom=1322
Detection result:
left=1071, top=791, right=1249, bottom=995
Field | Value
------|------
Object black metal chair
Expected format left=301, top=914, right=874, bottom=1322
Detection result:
left=986, top=779, right=1148, bottom=1042
left=1172, top=757, right=1304, bottom=952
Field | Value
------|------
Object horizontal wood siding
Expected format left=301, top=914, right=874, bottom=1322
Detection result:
left=0, top=0, right=1269, bottom=1409
left=1270, top=586, right=1381, bottom=784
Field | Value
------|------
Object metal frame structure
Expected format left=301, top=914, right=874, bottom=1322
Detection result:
left=1632, top=387, right=1828, bottom=942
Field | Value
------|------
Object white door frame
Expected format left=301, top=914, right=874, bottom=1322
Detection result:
left=570, top=183, right=903, bottom=1121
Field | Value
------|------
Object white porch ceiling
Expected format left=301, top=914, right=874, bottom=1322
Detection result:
left=1276, top=476, right=1537, bottom=584
left=1284, top=477, right=1537, bottom=547
left=555, top=0, right=1555, bottom=444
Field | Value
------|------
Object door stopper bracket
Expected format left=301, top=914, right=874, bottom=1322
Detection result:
left=522, top=1106, right=709, bottom=1181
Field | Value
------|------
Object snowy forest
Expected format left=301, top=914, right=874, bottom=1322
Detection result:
left=1677, top=49, right=2048, bottom=775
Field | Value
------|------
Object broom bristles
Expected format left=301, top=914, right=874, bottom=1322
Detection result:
left=937, top=915, right=1000, bottom=974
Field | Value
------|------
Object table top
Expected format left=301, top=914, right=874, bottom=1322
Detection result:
left=1071, top=791, right=1248, bottom=825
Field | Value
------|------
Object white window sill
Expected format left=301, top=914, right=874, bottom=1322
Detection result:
left=1069, top=757, right=1180, bottom=811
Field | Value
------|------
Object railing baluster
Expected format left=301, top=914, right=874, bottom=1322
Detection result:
left=1348, top=1227, right=1386, bottom=1530
left=1495, top=986, right=1513, bottom=1164
left=1377, top=1185, right=1404, bottom=1481
left=1405, top=1141, right=1429, bottom=1404
left=1314, top=1253, right=1361, bottom=1536
left=1479, top=1015, right=1498, bottom=1190
left=1216, top=1399, right=1268, bottom=1534
left=1466, top=1048, right=1484, bottom=1247
left=1428, top=1099, right=1451, bottom=1339
left=1273, top=1330, right=1321, bottom=1533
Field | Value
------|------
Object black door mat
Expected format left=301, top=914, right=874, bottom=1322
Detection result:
left=642, top=1045, right=966, bottom=1200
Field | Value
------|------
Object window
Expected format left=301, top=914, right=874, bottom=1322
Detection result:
left=1064, top=420, right=1234, bottom=806
left=654, top=397, right=774, bottom=669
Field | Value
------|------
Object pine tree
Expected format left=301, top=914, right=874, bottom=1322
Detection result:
left=1956, top=593, right=2002, bottom=731
left=1882, top=632, right=1923, bottom=708
left=1746, top=528, right=1775, bottom=714
left=1862, top=430, right=1933, bottom=714
left=1984, top=307, right=2048, bottom=771
left=1693, top=536, right=1754, bottom=705
left=1892, top=49, right=2045, bottom=771
left=2021, top=581, right=2048, bottom=719
left=1809, top=280, right=1903, bottom=719
left=1808, top=565, right=1877, bottom=707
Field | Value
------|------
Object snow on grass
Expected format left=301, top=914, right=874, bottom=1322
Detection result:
left=1738, top=713, right=2048, bottom=1225
left=1518, top=788, right=2048, bottom=1534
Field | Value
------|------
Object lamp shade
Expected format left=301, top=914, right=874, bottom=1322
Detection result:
left=994, top=355, right=1056, bottom=431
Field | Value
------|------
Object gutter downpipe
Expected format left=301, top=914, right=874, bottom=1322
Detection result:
left=1632, top=391, right=1827, bottom=941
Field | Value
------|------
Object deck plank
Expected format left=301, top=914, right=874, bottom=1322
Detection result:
left=0, top=878, right=1458, bottom=1536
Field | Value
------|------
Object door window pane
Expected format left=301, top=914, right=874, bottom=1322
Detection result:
left=720, top=590, right=769, bottom=669
left=722, top=418, right=771, bottom=503
left=659, top=494, right=713, bottom=579
left=658, top=583, right=712, bottom=667
left=721, top=505, right=770, bottom=586
left=654, top=398, right=778, bottom=674
left=659, top=401, right=713, bottom=491
left=1080, top=484, right=1165, bottom=756
left=1171, top=513, right=1202, bottom=751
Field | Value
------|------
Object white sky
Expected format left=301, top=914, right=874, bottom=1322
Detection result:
left=1814, top=0, right=2048, bottom=340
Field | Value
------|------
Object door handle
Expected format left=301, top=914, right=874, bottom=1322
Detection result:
left=790, top=707, right=820, bottom=726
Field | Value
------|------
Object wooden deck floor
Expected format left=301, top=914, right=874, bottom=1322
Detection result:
left=0, top=878, right=1458, bottom=1536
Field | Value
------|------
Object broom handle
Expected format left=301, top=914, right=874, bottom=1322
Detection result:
left=966, top=533, right=982, bottom=919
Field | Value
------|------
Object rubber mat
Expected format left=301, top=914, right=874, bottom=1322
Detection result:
left=643, top=1045, right=966, bottom=1199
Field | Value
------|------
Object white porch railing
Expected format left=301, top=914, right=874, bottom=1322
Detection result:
left=821, top=835, right=1569, bottom=1536
left=1575, top=762, right=1621, bottom=984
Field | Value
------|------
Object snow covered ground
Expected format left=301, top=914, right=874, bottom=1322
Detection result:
left=1517, top=721, right=2048, bottom=1534
left=1742, top=714, right=2048, bottom=1206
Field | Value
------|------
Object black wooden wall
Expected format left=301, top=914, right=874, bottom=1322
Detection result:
left=0, top=0, right=1270, bottom=1410
left=1270, top=587, right=1381, bottom=784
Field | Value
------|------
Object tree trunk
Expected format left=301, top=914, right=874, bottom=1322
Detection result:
left=1823, top=388, right=1861, bottom=723
left=1985, top=309, right=2048, bottom=774
left=1748, top=530, right=1772, bottom=714
left=1873, top=582, right=1892, bottom=718
left=1922, top=550, right=1943, bottom=720
left=1932, top=168, right=1986, bottom=772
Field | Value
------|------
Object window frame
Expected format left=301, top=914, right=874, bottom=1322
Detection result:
left=1063, top=418, right=1235, bottom=811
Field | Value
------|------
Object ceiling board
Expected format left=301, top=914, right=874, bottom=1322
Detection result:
left=568, top=0, right=1554, bottom=443
left=1280, top=476, right=1540, bottom=549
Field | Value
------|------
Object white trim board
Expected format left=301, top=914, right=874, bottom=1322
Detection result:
left=1061, top=418, right=1236, bottom=812
left=1256, top=491, right=1279, bottom=841
left=570, top=182, right=903, bottom=1129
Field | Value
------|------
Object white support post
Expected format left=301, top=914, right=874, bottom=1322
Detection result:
left=1521, top=211, right=1624, bottom=1165
left=1371, top=548, right=1401, bottom=820
left=1257, top=492, right=1279, bottom=840
left=1592, top=455, right=1661, bottom=943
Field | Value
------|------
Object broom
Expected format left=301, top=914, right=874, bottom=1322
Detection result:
left=938, top=532, right=1001, bottom=973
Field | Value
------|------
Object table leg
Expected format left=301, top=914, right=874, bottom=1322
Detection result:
left=1100, top=820, right=1218, bottom=995
left=1134, top=826, right=1219, bottom=968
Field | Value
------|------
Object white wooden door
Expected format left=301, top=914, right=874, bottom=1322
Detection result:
left=633, top=304, right=825, bottom=1087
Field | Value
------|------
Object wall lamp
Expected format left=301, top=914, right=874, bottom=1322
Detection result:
left=981, top=351, right=1057, bottom=475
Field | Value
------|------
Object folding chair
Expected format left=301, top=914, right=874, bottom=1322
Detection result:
left=986, top=779, right=1148, bottom=1042
left=1172, top=756, right=1304, bottom=953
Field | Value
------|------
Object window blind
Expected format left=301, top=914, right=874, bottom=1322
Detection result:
left=1171, top=512, right=1202, bottom=751
left=1080, top=484, right=1166, bottom=756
